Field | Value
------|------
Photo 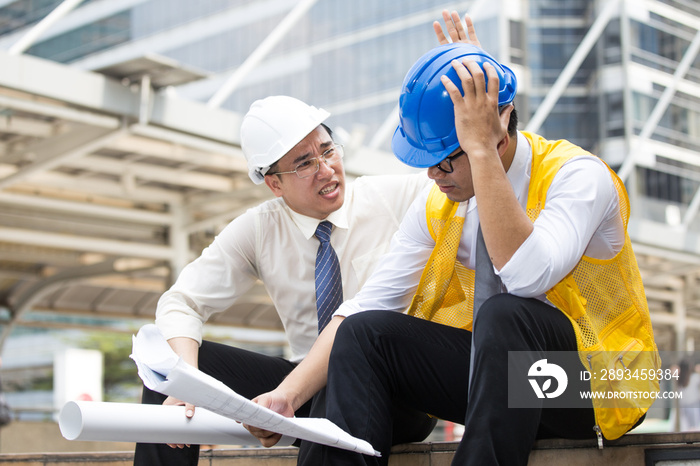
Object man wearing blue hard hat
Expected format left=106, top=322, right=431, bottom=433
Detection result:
left=249, top=11, right=659, bottom=466
left=312, top=26, right=658, bottom=466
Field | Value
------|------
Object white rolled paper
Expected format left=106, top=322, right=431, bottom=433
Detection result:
left=128, top=324, right=380, bottom=457
left=59, top=400, right=296, bottom=446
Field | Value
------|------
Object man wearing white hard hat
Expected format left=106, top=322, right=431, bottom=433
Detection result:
left=132, top=94, right=435, bottom=465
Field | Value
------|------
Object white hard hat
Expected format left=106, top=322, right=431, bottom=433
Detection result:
left=241, top=96, right=330, bottom=184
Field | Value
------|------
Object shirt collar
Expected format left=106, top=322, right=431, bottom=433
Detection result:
left=286, top=197, right=350, bottom=240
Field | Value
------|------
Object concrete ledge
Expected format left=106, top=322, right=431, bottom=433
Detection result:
left=536, top=431, right=700, bottom=450
left=386, top=433, right=700, bottom=465
left=0, top=432, right=698, bottom=465
left=0, top=451, right=134, bottom=465
left=529, top=432, right=700, bottom=466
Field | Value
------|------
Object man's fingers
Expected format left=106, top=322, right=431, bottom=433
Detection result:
left=260, top=435, right=282, bottom=448
left=481, top=62, right=501, bottom=100
left=256, top=431, right=282, bottom=448
left=448, top=10, right=466, bottom=42
left=440, top=74, right=462, bottom=104
left=435, top=10, right=465, bottom=45
left=433, top=20, right=449, bottom=45
left=463, top=14, right=481, bottom=47
left=461, top=60, right=488, bottom=99
left=162, top=396, right=184, bottom=407
left=244, top=423, right=282, bottom=448
left=244, top=423, right=269, bottom=438
left=435, top=10, right=482, bottom=47
left=164, top=402, right=195, bottom=449
left=443, top=59, right=498, bottom=104
left=449, top=59, right=478, bottom=103
left=440, top=10, right=463, bottom=44
left=167, top=443, right=190, bottom=449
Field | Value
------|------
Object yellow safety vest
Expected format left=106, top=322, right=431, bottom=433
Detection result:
left=407, top=132, right=661, bottom=440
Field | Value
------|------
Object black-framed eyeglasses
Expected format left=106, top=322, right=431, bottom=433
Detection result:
left=268, top=144, right=344, bottom=179
left=434, top=149, right=466, bottom=174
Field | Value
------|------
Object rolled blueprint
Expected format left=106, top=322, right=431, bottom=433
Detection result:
left=129, top=324, right=380, bottom=457
left=59, top=400, right=296, bottom=446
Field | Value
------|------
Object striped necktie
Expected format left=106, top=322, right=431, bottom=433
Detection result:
left=314, top=221, right=343, bottom=333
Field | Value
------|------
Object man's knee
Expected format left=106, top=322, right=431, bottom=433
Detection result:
left=472, top=294, right=545, bottom=345
left=335, top=312, right=373, bottom=355
left=473, top=294, right=573, bottom=351
left=474, top=294, right=522, bottom=327
left=337, top=311, right=400, bottom=344
left=332, top=311, right=408, bottom=365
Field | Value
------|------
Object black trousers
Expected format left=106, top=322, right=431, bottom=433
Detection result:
left=301, top=294, right=599, bottom=466
left=133, top=340, right=436, bottom=466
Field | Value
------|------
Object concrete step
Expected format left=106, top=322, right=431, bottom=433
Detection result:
left=0, top=432, right=699, bottom=465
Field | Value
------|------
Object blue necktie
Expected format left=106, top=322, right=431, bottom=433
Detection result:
left=314, top=221, right=343, bottom=333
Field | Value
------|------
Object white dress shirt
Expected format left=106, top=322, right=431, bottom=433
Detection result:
left=155, top=173, right=431, bottom=362
left=335, top=132, right=625, bottom=319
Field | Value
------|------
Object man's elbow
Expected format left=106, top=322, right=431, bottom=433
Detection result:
left=501, top=269, right=558, bottom=298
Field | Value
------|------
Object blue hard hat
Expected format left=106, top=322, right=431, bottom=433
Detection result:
left=392, top=43, right=517, bottom=168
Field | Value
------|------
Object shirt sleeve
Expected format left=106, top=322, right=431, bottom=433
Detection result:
left=498, top=156, right=622, bottom=297
left=335, top=186, right=435, bottom=318
left=155, top=211, right=260, bottom=344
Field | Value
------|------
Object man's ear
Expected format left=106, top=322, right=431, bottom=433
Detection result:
left=264, top=174, right=284, bottom=198
left=497, top=104, right=514, bottom=157
left=497, top=133, right=510, bottom=157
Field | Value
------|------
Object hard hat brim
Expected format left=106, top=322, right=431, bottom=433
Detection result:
left=392, top=125, right=459, bottom=169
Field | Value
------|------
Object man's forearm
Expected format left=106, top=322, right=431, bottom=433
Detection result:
left=167, top=336, right=200, bottom=369
left=470, top=146, right=533, bottom=270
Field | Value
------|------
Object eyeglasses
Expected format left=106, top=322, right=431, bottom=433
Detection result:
left=434, top=149, right=466, bottom=174
left=268, top=144, right=344, bottom=179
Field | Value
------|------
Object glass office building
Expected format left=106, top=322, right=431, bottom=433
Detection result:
left=521, top=0, right=700, bottom=226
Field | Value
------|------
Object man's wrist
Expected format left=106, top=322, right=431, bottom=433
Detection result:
left=275, top=381, right=306, bottom=412
left=465, top=147, right=498, bottom=161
